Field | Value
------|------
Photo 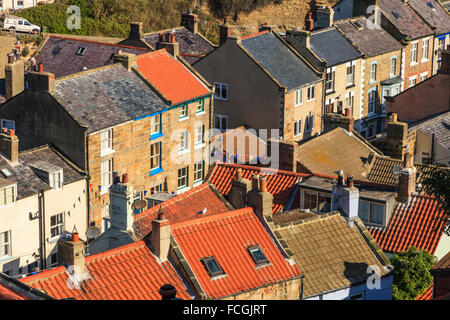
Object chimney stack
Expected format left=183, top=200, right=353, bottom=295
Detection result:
left=155, top=32, right=180, bottom=57
left=180, top=9, right=199, bottom=34
left=332, top=170, right=359, bottom=226
left=440, top=50, right=450, bottom=75
left=220, top=16, right=232, bottom=46
left=228, top=168, right=251, bottom=209
left=113, top=52, right=137, bottom=71
left=323, top=112, right=354, bottom=133
left=315, top=6, right=334, bottom=29
left=397, top=152, right=417, bottom=203
left=151, top=210, right=171, bottom=262
left=285, top=30, right=311, bottom=49
left=109, top=174, right=134, bottom=232
left=159, top=284, right=177, bottom=300
left=247, top=175, right=274, bottom=220
left=259, top=23, right=273, bottom=33
left=5, top=53, right=25, bottom=100
left=26, top=70, right=55, bottom=93
left=0, top=130, right=19, bottom=163
left=129, top=22, right=144, bottom=40
left=384, top=115, right=409, bottom=160
left=58, top=230, right=86, bottom=273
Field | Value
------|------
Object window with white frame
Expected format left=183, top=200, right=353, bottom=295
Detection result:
left=409, top=76, right=417, bottom=88
left=368, top=90, right=376, bottom=114
left=214, top=82, right=228, bottom=100
left=359, top=200, right=384, bottom=225
left=179, top=105, right=188, bottom=119
left=346, top=92, right=354, bottom=116
left=50, top=213, right=64, bottom=238
left=178, top=166, right=189, bottom=188
left=420, top=72, right=428, bottom=82
left=307, top=84, right=316, bottom=101
left=179, top=131, right=188, bottom=151
left=422, top=39, right=429, bottom=61
left=150, top=142, right=161, bottom=170
left=150, top=184, right=162, bottom=195
left=411, top=42, right=418, bottom=64
left=0, top=231, right=11, bottom=257
left=0, top=185, right=15, bottom=207
left=101, top=159, right=113, bottom=191
left=346, top=62, right=355, bottom=86
left=390, top=57, right=397, bottom=77
left=214, top=114, right=228, bottom=132
left=382, top=89, right=390, bottom=105
left=50, top=171, right=63, bottom=189
left=102, top=204, right=111, bottom=232
left=437, top=38, right=445, bottom=62
left=305, top=115, right=314, bottom=132
left=370, top=62, right=377, bottom=82
left=100, top=129, right=113, bottom=155
left=294, top=119, right=302, bottom=137
left=294, top=89, right=303, bottom=106
left=195, top=124, right=205, bottom=145
left=150, top=114, right=160, bottom=135
left=325, top=68, right=335, bottom=92
left=194, top=161, right=204, bottom=182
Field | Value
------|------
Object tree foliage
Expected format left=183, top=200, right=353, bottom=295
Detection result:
left=391, top=247, right=437, bottom=300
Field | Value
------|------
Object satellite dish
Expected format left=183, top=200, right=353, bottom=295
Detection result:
left=132, top=199, right=147, bottom=211
left=392, top=165, right=403, bottom=175
left=85, top=226, right=101, bottom=240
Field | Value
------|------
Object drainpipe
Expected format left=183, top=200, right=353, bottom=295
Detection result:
left=38, top=189, right=47, bottom=270
left=431, top=133, right=435, bottom=164
left=299, top=275, right=305, bottom=300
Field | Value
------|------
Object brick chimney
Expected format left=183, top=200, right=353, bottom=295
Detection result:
left=384, top=114, right=409, bottom=160
left=323, top=111, right=354, bottom=133
left=306, top=12, right=314, bottom=31
left=129, top=22, right=144, bottom=40
left=5, top=53, right=25, bottom=100
left=220, top=16, right=232, bottom=46
left=180, top=8, right=198, bottom=34
left=151, top=210, right=171, bottom=262
left=0, top=130, right=19, bottom=163
left=286, top=30, right=311, bottom=49
left=228, top=168, right=251, bottom=209
left=259, top=23, right=273, bottom=33
left=26, top=67, right=55, bottom=93
left=155, top=32, right=180, bottom=57
left=247, top=175, right=274, bottom=220
left=397, top=152, right=417, bottom=203
left=58, top=230, right=86, bottom=273
left=316, top=6, right=334, bottom=29
left=440, top=50, right=450, bottom=75
left=159, top=284, right=177, bottom=300
left=113, top=51, right=137, bottom=71
left=332, top=171, right=359, bottom=226
left=109, top=174, right=134, bottom=232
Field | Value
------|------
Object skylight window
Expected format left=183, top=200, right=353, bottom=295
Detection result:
left=201, top=256, right=225, bottom=277
left=392, top=12, right=401, bottom=19
left=248, top=245, right=269, bottom=266
left=352, top=21, right=363, bottom=29
left=1, top=168, right=12, bottom=178
left=180, top=36, right=194, bottom=45
left=76, top=46, right=87, bottom=56
left=427, top=1, right=435, bottom=9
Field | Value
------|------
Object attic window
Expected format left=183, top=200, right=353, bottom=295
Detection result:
left=49, top=170, right=63, bottom=189
left=201, top=256, right=225, bottom=277
left=248, top=245, right=269, bottom=266
left=180, top=36, right=194, bottom=45
left=1, top=168, right=12, bottom=178
left=392, top=12, right=401, bottom=19
left=351, top=21, right=363, bottom=29
left=76, top=47, right=87, bottom=56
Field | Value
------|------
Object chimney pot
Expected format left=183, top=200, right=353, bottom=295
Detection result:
left=159, top=284, right=177, bottom=300
left=259, top=176, right=267, bottom=192
left=347, top=175, right=354, bottom=188
left=9, top=129, right=15, bottom=136
left=72, top=232, right=79, bottom=242
left=38, top=63, right=43, bottom=72
left=7, top=54, right=14, bottom=64
left=236, top=168, right=243, bottom=180
left=122, top=173, right=128, bottom=183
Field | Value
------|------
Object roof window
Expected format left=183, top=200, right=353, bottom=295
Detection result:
left=76, top=47, right=87, bottom=56
left=201, top=256, right=225, bottom=277
left=0, top=168, right=12, bottom=178
left=180, top=36, right=194, bottom=46
left=248, top=245, right=269, bottom=266
left=392, top=12, right=401, bottom=19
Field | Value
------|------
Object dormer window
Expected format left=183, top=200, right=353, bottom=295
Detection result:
left=29, top=162, right=64, bottom=191
left=359, top=200, right=384, bottom=225
left=201, top=256, right=225, bottom=278
left=248, top=245, right=269, bottom=266
left=76, top=47, right=87, bottom=56
left=49, top=170, right=63, bottom=189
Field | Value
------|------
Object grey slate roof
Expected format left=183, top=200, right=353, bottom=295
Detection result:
left=378, top=0, right=434, bottom=40
left=309, top=28, right=362, bottom=66
left=409, top=111, right=450, bottom=149
left=240, top=31, right=321, bottom=91
left=144, top=27, right=215, bottom=65
left=408, top=0, right=450, bottom=35
left=0, top=145, right=85, bottom=200
left=335, top=17, right=404, bottom=57
left=32, top=36, right=150, bottom=78
left=53, top=64, right=168, bottom=133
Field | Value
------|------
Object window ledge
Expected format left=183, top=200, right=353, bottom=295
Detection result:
left=193, top=180, right=203, bottom=188
left=214, top=97, right=228, bottom=102
left=150, top=168, right=163, bottom=177
left=100, top=149, right=115, bottom=158
left=48, top=237, right=60, bottom=244
left=325, top=90, right=335, bottom=96
left=194, top=143, right=206, bottom=150
left=410, top=62, right=418, bottom=67
left=178, top=116, right=189, bottom=122
left=346, top=84, right=355, bottom=89
left=210, top=273, right=227, bottom=281
left=100, top=188, right=110, bottom=195
left=176, top=186, right=191, bottom=195
left=196, top=111, right=206, bottom=116
left=306, top=98, right=315, bottom=102
left=294, top=103, right=303, bottom=107
left=369, top=80, right=377, bottom=85
left=0, top=256, right=13, bottom=263
left=421, top=58, right=429, bottom=63
left=178, top=149, right=189, bottom=155
left=150, top=132, right=164, bottom=141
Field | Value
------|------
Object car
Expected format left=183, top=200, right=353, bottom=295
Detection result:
left=2, top=17, right=40, bottom=34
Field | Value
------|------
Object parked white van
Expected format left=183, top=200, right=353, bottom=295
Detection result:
left=2, top=17, right=40, bottom=33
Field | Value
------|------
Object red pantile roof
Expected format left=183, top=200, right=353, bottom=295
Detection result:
left=136, top=49, right=210, bottom=105
left=0, top=283, right=34, bottom=300
left=369, top=195, right=446, bottom=255
left=171, top=208, right=301, bottom=299
left=415, top=284, right=433, bottom=300
left=133, top=183, right=232, bottom=239
left=207, top=162, right=310, bottom=214
left=21, top=241, right=192, bottom=300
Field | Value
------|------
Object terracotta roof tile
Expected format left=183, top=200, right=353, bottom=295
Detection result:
left=133, top=183, right=231, bottom=239
left=207, top=162, right=309, bottom=214
left=136, top=49, right=211, bottom=105
left=171, top=208, right=301, bottom=299
left=369, top=195, right=446, bottom=255
left=415, top=284, right=433, bottom=300
left=21, top=241, right=192, bottom=300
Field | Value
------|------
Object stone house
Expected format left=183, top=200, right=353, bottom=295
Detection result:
left=193, top=28, right=324, bottom=142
